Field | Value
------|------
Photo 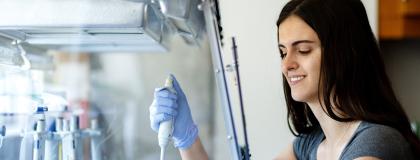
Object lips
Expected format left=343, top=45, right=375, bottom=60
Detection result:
left=288, top=75, right=306, bottom=85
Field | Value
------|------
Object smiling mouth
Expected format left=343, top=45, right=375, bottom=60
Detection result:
left=289, top=75, right=305, bottom=85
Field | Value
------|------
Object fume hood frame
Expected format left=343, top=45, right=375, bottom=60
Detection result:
left=0, top=0, right=168, bottom=53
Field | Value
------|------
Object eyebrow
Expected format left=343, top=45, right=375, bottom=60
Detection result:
left=278, top=40, right=315, bottom=48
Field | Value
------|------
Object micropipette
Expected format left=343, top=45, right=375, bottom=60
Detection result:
left=33, top=106, right=48, bottom=160
left=158, top=75, right=176, bottom=160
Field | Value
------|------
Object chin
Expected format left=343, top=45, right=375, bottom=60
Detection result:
left=291, top=94, right=307, bottom=102
left=291, top=91, right=319, bottom=103
left=291, top=91, right=314, bottom=102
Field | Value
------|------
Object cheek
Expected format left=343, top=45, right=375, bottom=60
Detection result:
left=280, top=64, right=287, bottom=77
left=281, top=69, right=286, bottom=76
left=310, top=51, right=322, bottom=79
left=311, top=63, right=321, bottom=80
left=309, top=58, right=322, bottom=97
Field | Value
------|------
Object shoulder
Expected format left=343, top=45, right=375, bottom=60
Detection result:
left=341, top=121, right=414, bottom=160
left=293, top=127, right=323, bottom=160
left=354, top=121, right=406, bottom=143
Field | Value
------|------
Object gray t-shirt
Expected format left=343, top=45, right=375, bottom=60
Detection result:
left=293, top=121, right=415, bottom=160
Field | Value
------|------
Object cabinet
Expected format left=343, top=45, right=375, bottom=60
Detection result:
left=379, top=0, right=420, bottom=39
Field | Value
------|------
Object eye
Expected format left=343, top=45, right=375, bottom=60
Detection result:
left=298, top=48, right=311, bottom=54
left=279, top=47, right=287, bottom=59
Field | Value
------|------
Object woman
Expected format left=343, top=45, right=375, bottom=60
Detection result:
left=275, top=0, right=419, bottom=159
left=149, top=0, right=420, bottom=159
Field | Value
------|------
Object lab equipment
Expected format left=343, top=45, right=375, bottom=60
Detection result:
left=10, top=103, right=103, bottom=160
left=0, top=37, right=30, bottom=70
left=19, top=131, right=34, bottom=160
left=0, top=0, right=169, bottom=53
left=201, top=1, right=243, bottom=159
left=151, top=75, right=198, bottom=149
left=0, top=0, right=249, bottom=159
left=71, top=116, right=83, bottom=160
left=33, top=107, right=48, bottom=160
left=44, top=117, right=63, bottom=160
left=88, top=118, right=102, bottom=160
left=157, top=0, right=205, bottom=44
left=0, top=125, right=5, bottom=148
left=158, top=75, right=176, bottom=160
left=231, top=37, right=250, bottom=160
left=62, top=116, right=83, bottom=160
left=44, top=130, right=57, bottom=160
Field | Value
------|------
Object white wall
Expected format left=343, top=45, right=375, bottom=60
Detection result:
left=216, top=0, right=378, bottom=159
left=217, top=1, right=293, bottom=159
left=362, top=0, right=378, bottom=38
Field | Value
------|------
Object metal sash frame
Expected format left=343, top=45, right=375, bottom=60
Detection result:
left=202, top=1, right=242, bottom=159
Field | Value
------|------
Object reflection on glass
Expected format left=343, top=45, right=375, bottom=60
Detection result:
left=0, top=37, right=219, bottom=160
left=86, top=38, right=215, bottom=159
left=0, top=38, right=31, bottom=70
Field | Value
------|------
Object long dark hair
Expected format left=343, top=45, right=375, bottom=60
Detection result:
left=276, top=0, right=420, bottom=155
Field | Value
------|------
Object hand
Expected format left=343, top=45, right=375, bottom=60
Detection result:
left=149, top=75, right=198, bottom=149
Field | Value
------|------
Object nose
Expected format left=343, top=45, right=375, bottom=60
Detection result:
left=281, top=52, right=298, bottom=74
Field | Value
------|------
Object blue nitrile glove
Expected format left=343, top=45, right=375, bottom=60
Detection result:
left=149, top=76, right=198, bottom=149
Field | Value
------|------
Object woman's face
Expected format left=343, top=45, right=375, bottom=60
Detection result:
left=278, top=15, right=322, bottom=103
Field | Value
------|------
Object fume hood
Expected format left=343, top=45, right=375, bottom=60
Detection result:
left=0, top=0, right=246, bottom=160
left=0, top=0, right=204, bottom=53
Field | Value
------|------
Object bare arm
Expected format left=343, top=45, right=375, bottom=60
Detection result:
left=179, top=137, right=209, bottom=160
left=274, top=143, right=296, bottom=160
